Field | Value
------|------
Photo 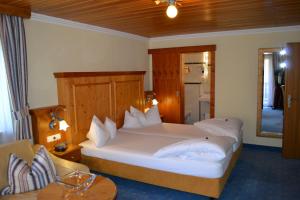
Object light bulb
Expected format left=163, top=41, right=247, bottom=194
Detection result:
left=166, top=4, right=178, bottom=18
left=280, top=49, right=286, bottom=56
left=280, top=62, right=287, bottom=69
left=152, top=99, right=159, bottom=105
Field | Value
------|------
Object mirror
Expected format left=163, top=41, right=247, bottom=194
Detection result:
left=257, top=48, right=286, bottom=138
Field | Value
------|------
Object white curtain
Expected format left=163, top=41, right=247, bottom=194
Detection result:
left=0, top=42, right=13, bottom=143
left=263, top=54, right=275, bottom=107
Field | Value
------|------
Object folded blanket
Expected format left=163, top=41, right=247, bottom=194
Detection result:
left=194, top=118, right=243, bottom=142
left=153, top=136, right=234, bottom=162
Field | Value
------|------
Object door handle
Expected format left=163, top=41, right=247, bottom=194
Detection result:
left=288, top=94, right=293, bottom=108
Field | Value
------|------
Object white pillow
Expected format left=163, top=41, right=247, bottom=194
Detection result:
left=130, top=106, right=161, bottom=126
left=123, top=111, right=143, bottom=128
left=145, top=105, right=162, bottom=125
left=104, top=117, right=117, bottom=139
left=130, top=106, right=147, bottom=125
left=87, top=115, right=110, bottom=147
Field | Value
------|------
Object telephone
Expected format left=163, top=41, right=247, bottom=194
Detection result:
left=54, top=142, right=68, bottom=152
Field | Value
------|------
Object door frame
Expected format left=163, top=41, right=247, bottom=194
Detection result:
left=149, top=45, right=216, bottom=123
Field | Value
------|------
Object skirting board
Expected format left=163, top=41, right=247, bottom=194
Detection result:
left=81, top=144, right=242, bottom=198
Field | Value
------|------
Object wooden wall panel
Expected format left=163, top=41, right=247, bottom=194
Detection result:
left=73, top=82, right=113, bottom=144
left=152, top=52, right=181, bottom=123
left=30, top=105, right=67, bottom=149
left=115, top=80, right=144, bottom=127
left=55, top=71, right=145, bottom=145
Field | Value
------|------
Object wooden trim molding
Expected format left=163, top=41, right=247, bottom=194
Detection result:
left=0, top=4, right=31, bottom=18
left=54, top=71, right=146, bottom=78
left=148, top=45, right=216, bottom=54
left=210, top=51, right=216, bottom=118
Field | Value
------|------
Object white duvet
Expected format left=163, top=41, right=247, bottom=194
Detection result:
left=194, top=118, right=243, bottom=142
left=154, top=136, right=234, bottom=162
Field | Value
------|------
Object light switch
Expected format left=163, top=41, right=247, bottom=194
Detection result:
left=47, top=133, right=61, bottom=143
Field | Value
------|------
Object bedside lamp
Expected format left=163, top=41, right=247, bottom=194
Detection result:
left=58, top=120, right=69, bottom=131
left=49, top=106, right=69, bottom=131
left=152, top=99, right=159, bottom=106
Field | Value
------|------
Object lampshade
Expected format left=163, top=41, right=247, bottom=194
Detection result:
left=166, top=4, right=178, bottom=18
left=152, top=99, right=159, bottom=105
left=59, top=120, right=70, bottom=131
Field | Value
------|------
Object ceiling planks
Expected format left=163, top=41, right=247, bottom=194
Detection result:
left=1, top=0, right=300, bottom=37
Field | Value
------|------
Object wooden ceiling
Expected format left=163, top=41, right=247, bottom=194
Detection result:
left=2, top=0, right=300, bottom=37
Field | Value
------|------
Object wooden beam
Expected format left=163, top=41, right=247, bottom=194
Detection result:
left=148, top=45, right=217, bottom=54
left=0, top=4, right=31, bottom=18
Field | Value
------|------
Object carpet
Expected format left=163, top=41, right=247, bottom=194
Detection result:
left=94, top=145, right=300, bottom=200
left=261, top=107, right=283, bottom=134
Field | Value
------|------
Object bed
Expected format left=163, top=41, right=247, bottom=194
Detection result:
left=120, top=122, right=242, bottom=152
left=80, top=131, right=235, bottom=179
left=54, top=71, right=242, bottom=199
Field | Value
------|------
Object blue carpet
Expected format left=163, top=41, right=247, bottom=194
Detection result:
left=94, top=145, right=300, bottom=200
left=261, top=107, right=283, bottom=134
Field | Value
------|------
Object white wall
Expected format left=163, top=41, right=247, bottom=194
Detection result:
left=149, top=29, right=300, bottom=147
left=25, top=19, right=149, bottom=108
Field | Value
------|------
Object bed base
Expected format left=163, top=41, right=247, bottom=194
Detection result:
left=81, top=145, right=242, bottom=198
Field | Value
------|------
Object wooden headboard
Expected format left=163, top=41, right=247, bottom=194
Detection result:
left=54, top=71, right=145, bottom=145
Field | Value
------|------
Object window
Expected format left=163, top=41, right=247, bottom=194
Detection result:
left=263, top=54, right=275, bottom=107
left=0, top=42, right=13, bottom=143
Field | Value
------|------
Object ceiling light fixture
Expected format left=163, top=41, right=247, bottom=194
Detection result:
left=166, top=3, right=178, bottom=18
left=154, top=0, right=182, bottom=19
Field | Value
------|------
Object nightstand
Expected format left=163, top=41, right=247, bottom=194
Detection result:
left=160, top=114, right=164, bottom=122
left=50, top=144, right=82, bottom=162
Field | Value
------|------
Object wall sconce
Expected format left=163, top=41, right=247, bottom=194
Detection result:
left=152, top=99, right=159, bottom=105
left=145, top=91, right=159, bottom=111
left=279, top=48, right=287, bottom=69
left=49, top=106, right=69, bottom=131
left=145, top=91, right=158, bottom=105
left=280, top=49, right=287, bottom=56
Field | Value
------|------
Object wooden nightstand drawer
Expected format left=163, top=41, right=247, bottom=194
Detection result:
left=60, top=148, right=81, bottom=162
left=50, top=144, right=82, bottom=162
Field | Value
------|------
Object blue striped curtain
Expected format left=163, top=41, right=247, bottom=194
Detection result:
left=0, top=14, right=32, bottom=140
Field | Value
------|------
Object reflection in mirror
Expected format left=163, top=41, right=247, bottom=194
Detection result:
left=182, top=52, right=211, bottom=124
left=257, top=48, right=286, bottom=138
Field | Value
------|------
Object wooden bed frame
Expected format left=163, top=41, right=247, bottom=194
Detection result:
left=54, top=71, right=241, bottom=199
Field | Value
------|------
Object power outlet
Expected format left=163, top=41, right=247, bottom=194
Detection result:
left=47, top=133, right=61, bottom=143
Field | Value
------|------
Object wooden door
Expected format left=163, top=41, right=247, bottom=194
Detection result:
left=152, top=52, right=182, bottom=123
left=283, top=42, right=300, bottom=159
